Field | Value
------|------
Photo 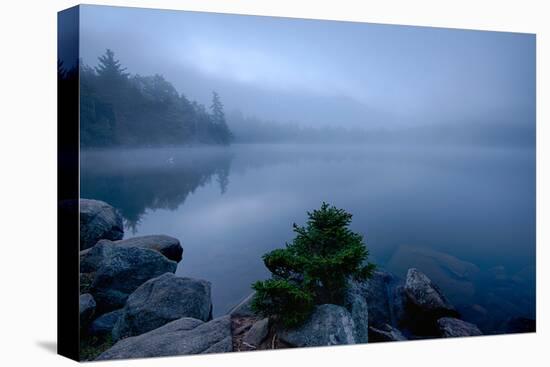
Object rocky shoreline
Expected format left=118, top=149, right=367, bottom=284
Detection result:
left=75, top=199, right=530, bottom=361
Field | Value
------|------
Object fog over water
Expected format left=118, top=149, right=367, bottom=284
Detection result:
left=78, top=5, right=536, bottom=332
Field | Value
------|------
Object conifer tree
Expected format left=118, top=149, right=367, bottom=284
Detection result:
left=252, top=203, right=375, bottom=327
left=95, top=49, right=128, bottom=81
left=209, top=91, right=233, bottom=144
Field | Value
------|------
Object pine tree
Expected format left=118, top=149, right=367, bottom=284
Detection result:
left=210, top=91, right=233, bottom=145
left=210, top=91, right=225, bottom=124
left=251, top=203, right=375, bottom=327
left=95, top=49, right=128, bottom=81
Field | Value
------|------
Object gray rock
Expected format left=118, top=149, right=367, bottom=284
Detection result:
left=113, top=273, right=212, bottom=340
left=228, top=292, right=256, bottom=317
left=201, top=336, right=233, bottom=354
left=437, top=317, right=482, bottom=337
left=96, top=315, right=232, bottom=360
left=352, top=271, right=406, bottom=330
left=89, top=309, right=123, bottom=336
left=98, top=235, right=183, bottom=263
left=404, top=268, right=457, bottom=316
left=388, top=284, right=407, bottom=327
left=369, top=324, right=407, bottom=342
left=278, top=304, right=356, bottom=347
left=345, top=281, right=369, bottom=343
left=79, top=199, right=124, bottom=250
left=243, top=318, right=270, bottom=347
left=360, top=271, right=390, bottom=327
left=402, top=268, right=458, bottom=335
left=80, top=293, right=96, bottom=329
left=84, top=242, right=177, bottom=313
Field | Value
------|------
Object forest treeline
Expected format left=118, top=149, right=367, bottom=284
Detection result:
left=227, top=110, right=535, bottom=147
left=59, top=49, right=233, bottom=147
left=59, top=49, right=534, bottom=148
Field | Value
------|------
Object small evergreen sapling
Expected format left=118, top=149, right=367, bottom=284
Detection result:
left=251, top=202, right=375, bottom=327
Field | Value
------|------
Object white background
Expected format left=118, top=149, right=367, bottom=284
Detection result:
left=0, top=0, right=547, bottom=366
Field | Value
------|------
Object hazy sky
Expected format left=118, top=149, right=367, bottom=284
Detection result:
left=79, top=5, right=535, bottom=129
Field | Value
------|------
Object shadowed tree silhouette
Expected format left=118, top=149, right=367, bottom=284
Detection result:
left=79, top=49, right=234, bottom=147
left=95, top=48, right=129, bottom=81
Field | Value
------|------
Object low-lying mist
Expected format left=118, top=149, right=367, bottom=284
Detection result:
left=227, top=110, right=535, bottom=147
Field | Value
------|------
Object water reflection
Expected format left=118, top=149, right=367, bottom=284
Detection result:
left=80, top=144, right=535, bottom=332
left=81, top=147, right=233, bottom=231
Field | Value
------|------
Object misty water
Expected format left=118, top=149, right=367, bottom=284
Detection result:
left=81, top=144, right=535, bottom=332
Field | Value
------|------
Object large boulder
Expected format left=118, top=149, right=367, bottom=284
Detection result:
left=83, top=242, right=177, bottom=313
left=278, top=304, right=357, bottom=347
left=96, top=315, right=232, bottom=360
left=79, top=199, right=124, bottom=250
left=113, top=273, right=212, bottom=340
left=369, top=324, right=407, bottom=342
left=402, top=268, right=458, bottom=335
left=361, top=271, right=405, bottom=328
left=437, top=317, right=482, bottom=337
left=404, top=268, right=457, bottom=316
left=79, top=293, right=96, bottom=329
left=228, top=292, right=256, bottom=317
left=89, top=309, right=123, bottom=337
left=97, top=235, right=183, bottom=263
left=344, top=281, right=369, bottom=343
left=242, top=318, right=270, bottom=347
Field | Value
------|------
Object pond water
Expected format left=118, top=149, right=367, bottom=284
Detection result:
left=81, top=143, right=535, bottom=332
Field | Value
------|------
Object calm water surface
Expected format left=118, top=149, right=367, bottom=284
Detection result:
left=81, top=144, right=535, bottom=332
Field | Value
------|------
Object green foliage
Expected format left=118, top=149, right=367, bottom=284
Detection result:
left=252, top=202, right=375, bottom=327
left=79, top=334, right=114, bottom=361
left=251, top=279, right=314, bottom=328
left=77, top=49, right=234, bottom=147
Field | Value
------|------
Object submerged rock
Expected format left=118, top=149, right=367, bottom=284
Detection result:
left=97, top=235, right=183, bottom=263
left=501, top=317, right=536, bottom=334
left=113, top=273, right=212, bottom=340
left=96, top=315, right=232, bottom=360
left=437, top=317, right=482, bottom=337
left=79, top=199, right=124, bottom=250
left=278, top=304, right=357, bottom=347
left=84, top=242, right=177, bottom=313
left=386, top=245, right=479, bottom=305
left=369, top=324, right=407, bottom=342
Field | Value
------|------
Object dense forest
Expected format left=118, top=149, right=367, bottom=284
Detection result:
left=71, top=49, right=234, bottom=147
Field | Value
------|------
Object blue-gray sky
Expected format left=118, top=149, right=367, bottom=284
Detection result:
left=79, top=5, right=535, bottom=130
